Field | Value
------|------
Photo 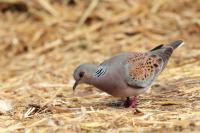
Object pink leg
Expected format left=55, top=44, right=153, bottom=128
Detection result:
left=130, top=96, right=137, bottom=108
left=124, top=96, right=138, bottom=108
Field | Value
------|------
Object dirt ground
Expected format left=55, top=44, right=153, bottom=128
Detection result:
left=0, top=0, right=200, bottom=133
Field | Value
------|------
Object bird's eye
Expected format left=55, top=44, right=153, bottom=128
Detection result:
left=79, top=71, right=85, bottom=78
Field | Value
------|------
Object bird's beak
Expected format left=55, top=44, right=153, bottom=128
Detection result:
left=73, top=80, right=79, bottom=91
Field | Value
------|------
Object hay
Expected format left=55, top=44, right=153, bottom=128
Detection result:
left=0, top=0, right=200, bottom=132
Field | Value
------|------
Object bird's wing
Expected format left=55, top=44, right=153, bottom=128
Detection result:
left=150, top=44, right=164, bottom=51
left=125, top=53, right=163, bottom=88
left=125, top=40, right=183, bottom=88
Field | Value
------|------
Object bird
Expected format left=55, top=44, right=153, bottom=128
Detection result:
left=73, top=40, right=184, bottom=108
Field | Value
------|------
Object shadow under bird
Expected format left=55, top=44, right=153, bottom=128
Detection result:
left=73, top=40, right=184, bottom=108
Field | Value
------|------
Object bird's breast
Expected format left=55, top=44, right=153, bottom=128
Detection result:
left=92, top=72, right=148, bottom=98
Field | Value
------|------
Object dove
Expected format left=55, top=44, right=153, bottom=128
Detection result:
left=73, top=40, right=184, bottom=108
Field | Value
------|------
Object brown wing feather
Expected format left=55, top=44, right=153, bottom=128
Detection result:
left=125, top=53, right=163, bottom=88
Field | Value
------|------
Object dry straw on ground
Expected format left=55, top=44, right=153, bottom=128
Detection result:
left=0, top=0, right=200, bottom=132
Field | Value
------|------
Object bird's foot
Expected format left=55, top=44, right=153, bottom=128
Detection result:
left=123, top=98, right=131, bottom=108
left=124, top=96, right=138, bottom=108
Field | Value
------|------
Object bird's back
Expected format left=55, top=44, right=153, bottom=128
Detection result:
left=91, top=40, right=183, bottom=97
left=125, top=40, right=184, bottom=89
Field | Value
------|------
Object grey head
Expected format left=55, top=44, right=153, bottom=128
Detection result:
left=73, top=63, right=97, bottom=91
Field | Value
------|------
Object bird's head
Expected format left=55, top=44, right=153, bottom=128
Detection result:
left=73, top=64, right=97, bottom=91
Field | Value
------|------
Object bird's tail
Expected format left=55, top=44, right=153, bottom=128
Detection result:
left=150, top=40, right=184, bottom=71
left=167, top=40, right=184, bottom=50
left=150, top=40, right=184, bottom=52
